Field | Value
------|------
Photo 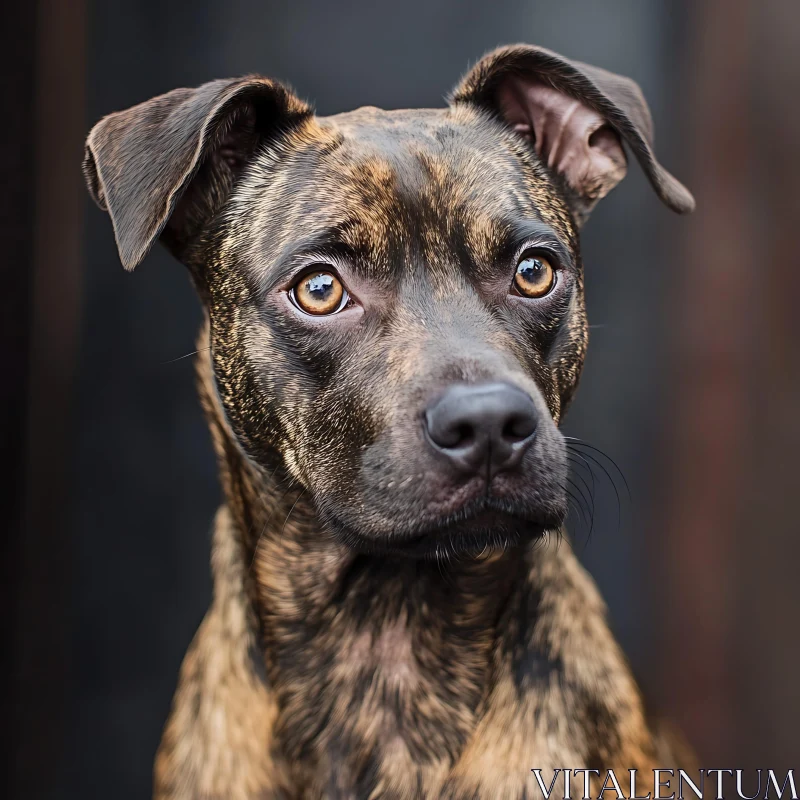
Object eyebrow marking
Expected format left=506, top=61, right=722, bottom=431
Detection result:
left=258, top=231, right=361, bottom=294
left=506, top=219, right=574, bottom=266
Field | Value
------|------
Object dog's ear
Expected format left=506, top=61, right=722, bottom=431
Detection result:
left=83, top=77, right=311, bottom=270
left=451, top=44, right=694, bottom=224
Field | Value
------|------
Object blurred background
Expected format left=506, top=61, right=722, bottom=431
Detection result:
left=3, top=0, right=798, bottom=797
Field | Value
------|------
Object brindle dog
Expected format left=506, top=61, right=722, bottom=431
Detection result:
left=84, top=45, right=696, bottom=800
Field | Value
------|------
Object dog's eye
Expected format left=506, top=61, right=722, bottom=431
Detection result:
left=513, top=253, right=555, bottom=298
left=290, top=270, right=348, bottom=315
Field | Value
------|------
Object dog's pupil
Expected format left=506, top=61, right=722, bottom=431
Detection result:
left=519, top=258, right=544, bottom=283
left=307, top=273, right=334, bottom=299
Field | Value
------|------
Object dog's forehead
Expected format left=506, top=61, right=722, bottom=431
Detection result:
left=323, top=105, right=454, bottom=145
left=231, top=104, right=575, bottom=283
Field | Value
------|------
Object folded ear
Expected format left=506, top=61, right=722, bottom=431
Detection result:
left=450, top=44, right=694, bottom=224
left=83, top=77, right=311, bottom=270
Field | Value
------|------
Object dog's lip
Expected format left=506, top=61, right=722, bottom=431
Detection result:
left=346, top=515, right=549, bottom=559
left=390, top=511, right=545, bottom=556
left=327, top=497, right=564, bottom=558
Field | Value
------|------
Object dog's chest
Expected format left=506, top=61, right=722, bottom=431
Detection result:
left=268, top=620, right=593, bottom=800
left=259, top=576, right=588, bottom=797
left=248, top=542, right=656, bottom=799
left=268, top=603, right=492, bottom=797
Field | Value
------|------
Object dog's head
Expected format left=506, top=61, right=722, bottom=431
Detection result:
left=84, top=45, right=692, bottom=557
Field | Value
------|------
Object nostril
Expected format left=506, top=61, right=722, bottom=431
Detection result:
left=428, top=419, right=475, bottom=449
left=450, top=423, right=475, bottom=449
left=425, top=406, right=473, bottom=450
left=502, top=414, right=537, bottom=443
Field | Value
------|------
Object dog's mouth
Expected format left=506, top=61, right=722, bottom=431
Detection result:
left=326, top=496, right=565, bottom=559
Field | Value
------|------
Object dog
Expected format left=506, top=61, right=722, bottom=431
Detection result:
left=84, top=44, right=696, bottom=799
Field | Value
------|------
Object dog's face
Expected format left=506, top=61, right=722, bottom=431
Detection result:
left=211, top=105, right=582, bottom=555
left=84, top=45, right=693, bottom=557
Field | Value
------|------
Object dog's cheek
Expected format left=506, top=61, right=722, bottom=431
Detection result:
left=503, top=287, right=588, bottom=423
left=207, top=309, right=313, bottom=475
left=547, top=294, right=589, bottom=418
left=500, top=318, right=562, bottom=423
left=287, top=330, right=385, bottom=494
left=299, top=386, right=379, bottom=500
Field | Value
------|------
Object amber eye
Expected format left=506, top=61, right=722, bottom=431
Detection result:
left=513, top=253, right=556, bottom=298
left=291, top=270, right=347, bottom=315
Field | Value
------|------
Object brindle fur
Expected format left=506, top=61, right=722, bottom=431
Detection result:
left=84, top=45, right=696, bottom=799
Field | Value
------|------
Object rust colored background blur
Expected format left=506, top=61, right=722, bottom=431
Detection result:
left=3, top=1, right=798, bottom=797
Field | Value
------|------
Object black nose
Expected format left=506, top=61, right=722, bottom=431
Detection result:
left=423, top=382, right=539, bottom=479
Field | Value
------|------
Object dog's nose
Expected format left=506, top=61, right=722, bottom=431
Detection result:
left=424, top=383, right=538, bottom=479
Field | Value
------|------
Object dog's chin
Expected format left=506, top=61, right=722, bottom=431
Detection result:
left=327, top=498, right=564, bottom=560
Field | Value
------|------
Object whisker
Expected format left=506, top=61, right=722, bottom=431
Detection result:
left=161, top=345, right=211, bottom=365
left=566, top=475, right=593, bottom=522
left=249, top=480, right=297, bottom=573
left=565, top=445, right=623, bottom=528
left=566, top=449, right=596, bottom=496
left=280, top=488, right=307, bottom=540
left=566, top=465, right=596, bottom=546
left=564, top=438, right=631, bottom=500
left=567, top=451, right=596, bottom=497
left=564, top=438, right=633, bottom=538
left=561, top=483, right=590, bottom=528
left=566, top=453, right=595, bottom=497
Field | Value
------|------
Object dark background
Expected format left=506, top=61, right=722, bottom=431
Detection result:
left=4, top=1, right=798, bottom=797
